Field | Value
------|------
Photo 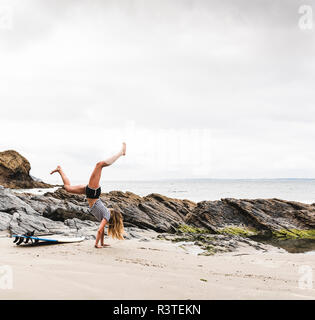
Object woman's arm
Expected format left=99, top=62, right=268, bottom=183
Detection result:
left=95, top=219, right=107, bottom=248
left=100, top=228, right=105, bottom=246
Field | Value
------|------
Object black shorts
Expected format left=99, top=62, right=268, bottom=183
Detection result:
left=85, top=185, right=101, bottom=199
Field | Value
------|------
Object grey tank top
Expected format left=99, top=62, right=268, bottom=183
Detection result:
left=88, top=199, right=111, bottom=222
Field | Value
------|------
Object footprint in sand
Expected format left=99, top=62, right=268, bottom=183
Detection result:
left=115, top=257, right=165, bottom=268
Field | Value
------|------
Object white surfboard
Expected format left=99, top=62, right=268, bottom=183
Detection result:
left=12, top=234, right=85, bottom=245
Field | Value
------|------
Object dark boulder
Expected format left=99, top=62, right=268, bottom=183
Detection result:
left=0, top=150, right=53, bottom=189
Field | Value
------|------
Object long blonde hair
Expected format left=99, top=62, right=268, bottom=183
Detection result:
left=108, top=208, right=125, bottom=240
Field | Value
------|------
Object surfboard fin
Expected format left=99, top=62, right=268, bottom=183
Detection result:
left=13, top=230, right=36, bottom=245
left=16, top=237, right=25, bottom=245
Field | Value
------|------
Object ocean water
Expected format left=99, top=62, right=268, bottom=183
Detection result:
left=15, top=179, right=315, bottom=204
left=95, top=179, right=315, bottom=204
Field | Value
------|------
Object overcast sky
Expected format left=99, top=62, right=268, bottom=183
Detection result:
left=0, top=0, right=314, bottom=182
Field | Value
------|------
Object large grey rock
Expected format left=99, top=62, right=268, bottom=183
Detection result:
left=0, top=211, right=11, bottom=230
left=0, top=187, right=80, bottom=236
left=46, top=188, right=195, bottom=232
left=185, top=198, right=315, bottom=234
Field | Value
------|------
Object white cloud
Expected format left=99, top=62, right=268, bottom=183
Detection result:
left=0, top=0, right=314, bottom=182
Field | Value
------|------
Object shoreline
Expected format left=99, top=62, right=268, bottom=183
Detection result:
left=11, top=186, right=315, bottom=205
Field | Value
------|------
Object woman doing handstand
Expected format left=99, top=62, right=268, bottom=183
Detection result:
left=50, top=142, right=126, bottom=248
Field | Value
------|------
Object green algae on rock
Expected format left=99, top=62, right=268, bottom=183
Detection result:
left=177, top=224, right=211, bottom=234
left=218, top=226, right=259, bottom=237
left=272, top=229, right=315, bottom=240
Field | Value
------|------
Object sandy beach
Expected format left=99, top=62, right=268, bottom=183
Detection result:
left=0, top=235, right=314, bottom=300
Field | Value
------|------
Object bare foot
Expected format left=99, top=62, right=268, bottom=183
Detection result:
left=50, top=165, right=61, bottom=175
left=121, top=142, right=126, bottom=156
left=101, top=244, right=111, bottom=247
left=94, top=244, right=102, bottom=249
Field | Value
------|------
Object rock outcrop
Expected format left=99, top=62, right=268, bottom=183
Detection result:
left=45, top=188, right=196, bottom=232
left=0, top=185, right=314, bottom=253
left=185, top=198, right=315, bottom=238
left=0, top=150, right=53, bottom=189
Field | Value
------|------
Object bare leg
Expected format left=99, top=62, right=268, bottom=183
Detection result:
left=88, top=142, right=126, bottom=189
left=50, top=165, right=85, bottom=195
